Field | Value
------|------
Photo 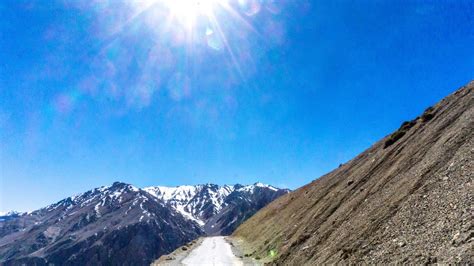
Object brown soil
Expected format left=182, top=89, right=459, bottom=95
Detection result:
left=151, top=238, right=204, bottom=265
left=233, top=81, right=474, bottom=264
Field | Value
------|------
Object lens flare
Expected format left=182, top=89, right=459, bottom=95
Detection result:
left=238, top=0, right=261, bottom=16
left=52, top=0, right=285, bottom=113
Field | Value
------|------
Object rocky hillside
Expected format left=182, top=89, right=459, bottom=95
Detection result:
left=233, top=81, right=473, bottom=264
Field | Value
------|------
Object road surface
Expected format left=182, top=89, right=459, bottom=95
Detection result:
left=181, top=236, right=244, bottom=265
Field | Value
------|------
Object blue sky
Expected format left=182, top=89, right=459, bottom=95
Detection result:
left=1, top=0, right=473, bottom=212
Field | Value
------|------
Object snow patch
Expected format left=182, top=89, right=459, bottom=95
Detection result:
left=144, top=183, right=280, bottom=227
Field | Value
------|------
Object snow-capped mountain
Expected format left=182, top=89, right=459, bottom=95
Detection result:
left=144, top=183, right=289, bottom=235
left=0, top=211, right=23, bottom=216
left=0, top=182, right=202, bottom=265
left=0, top=211, right=25, bottom=222
left=144, top=184, right=234, bottom=226
left=0, top=181, right=288, bottom=265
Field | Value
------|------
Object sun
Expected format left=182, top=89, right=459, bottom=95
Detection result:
left=130, top=0, right=260, bottom=77
left=167, top=0, right=219, bottom=28
left=143, top=0, right=224, bottom=30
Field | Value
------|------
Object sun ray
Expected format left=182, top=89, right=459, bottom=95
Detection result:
left=207, top=12, right=245, bottom=80
left=217, top=0, right=261, bottom=36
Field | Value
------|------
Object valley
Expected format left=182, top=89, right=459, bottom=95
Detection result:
left=0, top=183, right=287, bottom=265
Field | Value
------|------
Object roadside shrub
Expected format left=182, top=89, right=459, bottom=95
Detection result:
left=421, top=106, right=435, bottom=122
left=400, top=120, right=417, bottom=131
left=383, top=119, right=417, bottom=149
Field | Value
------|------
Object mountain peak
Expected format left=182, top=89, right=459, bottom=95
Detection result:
left=252, top=182, right=279, bottom=190
left=0, top=211, right=23, bottom=217
left=143, top=183, right=289, bottom=234
left=109, top=181, right=139, bottom=192
left=111, top=181, right=128, bottom=188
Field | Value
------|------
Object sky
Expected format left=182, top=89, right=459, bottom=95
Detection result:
left=1, top=0, right=473, bottom=212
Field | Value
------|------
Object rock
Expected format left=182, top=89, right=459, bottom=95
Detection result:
left=451, top=232, right=460, bottom=245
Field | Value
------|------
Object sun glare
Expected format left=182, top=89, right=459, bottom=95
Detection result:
left=169, top=0, right=216, bottom=24
left=148, top=0, right=224, bottom=30
left=125, top=0, right=267, bottom=90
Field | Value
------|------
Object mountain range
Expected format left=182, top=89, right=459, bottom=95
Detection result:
left=0, top=182, right=288, bottom=265
left=144, top=182, right=288, bottom=235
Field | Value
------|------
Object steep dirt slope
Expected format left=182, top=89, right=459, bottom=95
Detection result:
left=233, top=81, right=473, bottom=264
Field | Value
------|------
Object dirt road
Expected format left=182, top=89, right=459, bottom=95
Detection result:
left=181, top=237, right=244, bottom=265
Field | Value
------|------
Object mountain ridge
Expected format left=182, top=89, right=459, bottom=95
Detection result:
left=0, top=181, right=288, bottom=265
left=144, top=182, right=287, bottom=233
